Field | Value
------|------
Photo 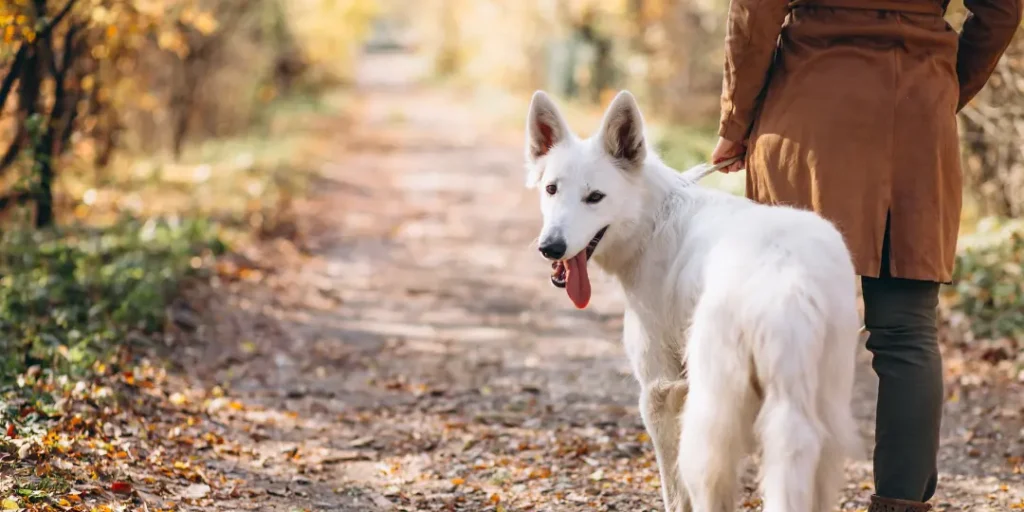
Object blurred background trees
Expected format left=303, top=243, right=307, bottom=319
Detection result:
left=399, top=0, right=1024, bottom=221
left=399, top=0, right=728, bottom=125
left=6, top=0, right=1018, bottom=229
left=0, top=0, right=378, bottom=227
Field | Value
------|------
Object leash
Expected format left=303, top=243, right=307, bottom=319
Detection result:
left=680, top=156, right=743, bottom=184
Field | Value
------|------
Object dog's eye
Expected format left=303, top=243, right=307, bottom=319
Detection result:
left=545, top=183, right=557, bottom=195
left=585, top=191, right=606, bottom=204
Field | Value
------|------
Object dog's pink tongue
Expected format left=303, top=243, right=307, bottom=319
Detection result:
left=565, top=251, right=591, bottom=309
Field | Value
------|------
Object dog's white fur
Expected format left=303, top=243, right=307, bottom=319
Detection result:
left=525, top=90, right=862, bottom=512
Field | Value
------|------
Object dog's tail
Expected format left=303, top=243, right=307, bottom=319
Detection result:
left=750, top=269, right=862, bottom=511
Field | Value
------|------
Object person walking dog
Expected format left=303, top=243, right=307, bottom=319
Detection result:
left=710, top=0, right=1022, bottom=510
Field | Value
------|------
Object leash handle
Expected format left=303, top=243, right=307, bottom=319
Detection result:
left=680, top=155, right=743, bottom=183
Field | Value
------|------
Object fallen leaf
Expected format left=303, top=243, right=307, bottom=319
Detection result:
left=348, top=436, right=374, bottom=448
left=451, top=477, right=465, bottom=486
left=1, top=498, right=18, bottom=510
left=5, top=424, right=14, bottom=438
left=322, top=450, right=371, bottom=463
left=180, top=483, right=211, bottom=500
left=111, top=481, right=133, bottom=494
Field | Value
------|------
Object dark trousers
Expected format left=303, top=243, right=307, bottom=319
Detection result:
left=861, top=221, right=943, bottom=502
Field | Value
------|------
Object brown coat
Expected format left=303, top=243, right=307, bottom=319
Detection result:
left=720, top=0, right=1023, bottom=283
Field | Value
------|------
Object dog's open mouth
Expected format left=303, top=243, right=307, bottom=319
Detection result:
left=549, top=226, right=608, bottom=309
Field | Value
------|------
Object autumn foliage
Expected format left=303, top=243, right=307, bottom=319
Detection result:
left=0, top=0, right=377, bottom=228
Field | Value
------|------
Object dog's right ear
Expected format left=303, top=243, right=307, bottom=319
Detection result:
left=525, top=91, right=570, bottom=178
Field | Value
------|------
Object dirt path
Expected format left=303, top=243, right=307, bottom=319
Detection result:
left=177, top=51, right=1024, bottom=511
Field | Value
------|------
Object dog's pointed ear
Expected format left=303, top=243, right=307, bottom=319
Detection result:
left=598, top=90, right=646, bottom=171
left=525, top=90, right=570, bottom=164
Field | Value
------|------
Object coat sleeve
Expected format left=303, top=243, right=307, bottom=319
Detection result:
left=956, top=0, right=1023, bottom=111
left=718, top=0, right=791, bottom=142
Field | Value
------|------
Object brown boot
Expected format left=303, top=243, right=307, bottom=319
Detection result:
left=868, top=495, right=933, bottom=512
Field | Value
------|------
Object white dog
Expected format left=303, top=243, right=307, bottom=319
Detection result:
left=524, top=90, right=862, bottom=512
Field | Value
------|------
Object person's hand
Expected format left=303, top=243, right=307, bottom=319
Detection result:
left=711, top=137, right=746, bottom=173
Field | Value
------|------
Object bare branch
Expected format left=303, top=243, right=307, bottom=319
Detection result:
left=0, top=46, right=27, bottom=114
left=0, top=136, right=22, bottom=173
left=40, top=0, right=78, bottom=39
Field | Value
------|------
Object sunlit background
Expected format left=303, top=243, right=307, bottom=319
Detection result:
left=2, top=1, right=1024, bottom=510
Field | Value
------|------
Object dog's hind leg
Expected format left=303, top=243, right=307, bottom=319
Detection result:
left=758, top=388, right=822, bottom=512
left=811, top=408, right=848, bottom=512
left=641, top=379, right=691, bottom=512
left=755, top=297, right=829, bottom=512
left=677, top=304, right=756, bottom=512
left=812, top=320, right=863, bottom=512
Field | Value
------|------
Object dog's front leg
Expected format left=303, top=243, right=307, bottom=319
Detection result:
left=641, top=379, right=691, bottom=512
left=624, top=309, right=691, bottom=512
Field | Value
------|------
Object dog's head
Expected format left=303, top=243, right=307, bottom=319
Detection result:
left=524, top=90, right=649, bottom=307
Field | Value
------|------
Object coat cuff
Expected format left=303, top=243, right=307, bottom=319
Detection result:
left=718, top=114, right=752, bottom=143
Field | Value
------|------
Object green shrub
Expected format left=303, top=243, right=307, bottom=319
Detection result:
left=0, top=216, right=226, bottom=384
left=945, top=218, right=1024, bottom=342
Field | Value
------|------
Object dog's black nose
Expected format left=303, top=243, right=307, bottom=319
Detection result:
left=539, top=239, right=567, bottom=260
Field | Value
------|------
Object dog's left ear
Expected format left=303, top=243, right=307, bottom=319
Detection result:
left=598, top=91, right=647, bottom=171
left=525, top=90, right=572, bottom=188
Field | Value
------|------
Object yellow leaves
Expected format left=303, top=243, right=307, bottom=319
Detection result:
left=189, top=11, right=218, bottom=36
left=138, top=93, right=160, bottom=112
left=74, top=204, right=92, bottom=220
left=3, top=25, right=14, bottom=44
left=741, top=497, right=764, bottom=508
left=157, top=30, right=187, bottom=58
left=1, top=498, right=19, bottom=510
